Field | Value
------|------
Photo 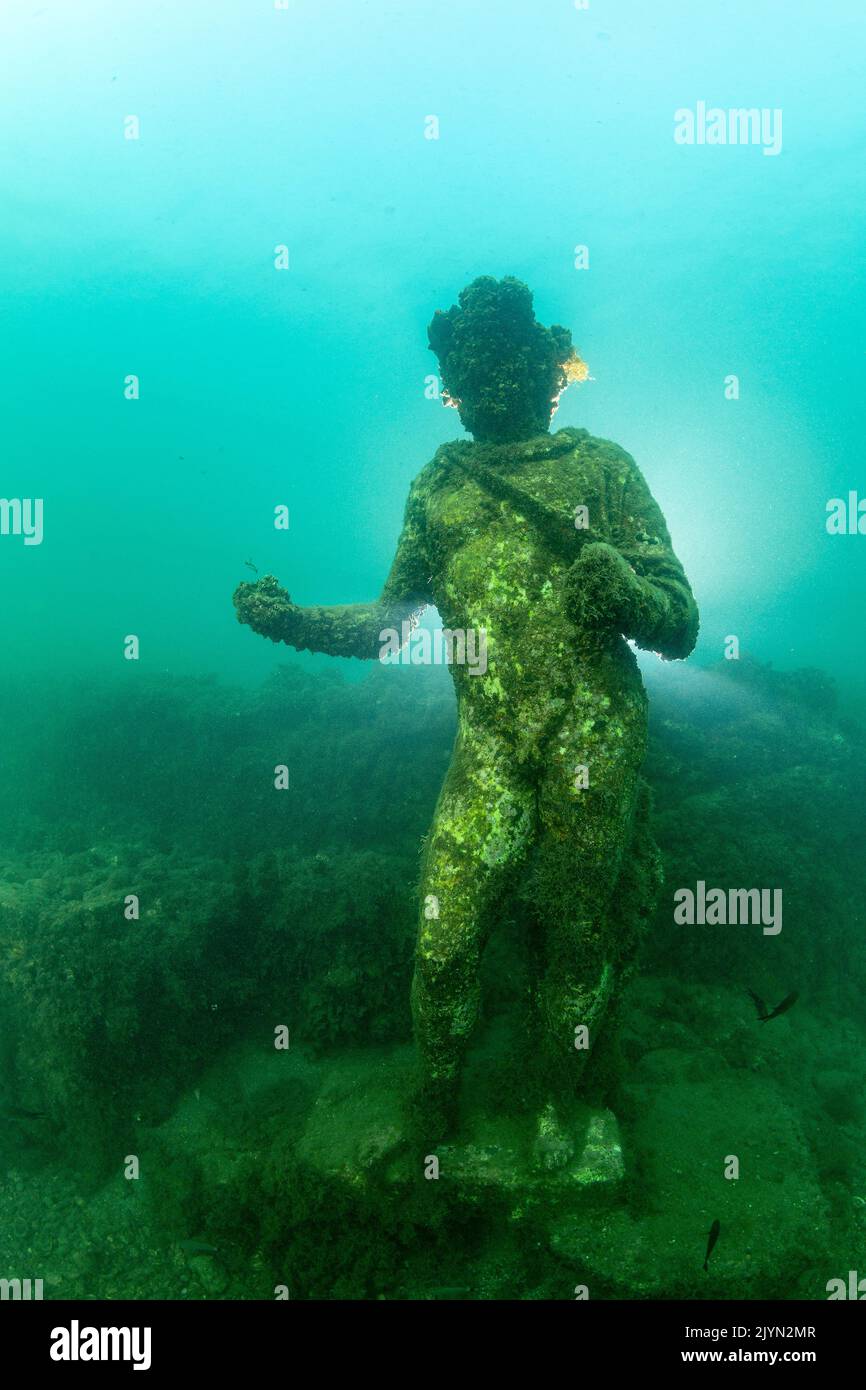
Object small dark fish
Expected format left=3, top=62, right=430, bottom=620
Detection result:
left=179, top=1239, right=218, bottom=1257
left=244, top=560, right=259, bottom=575
left=1, top=1105, right=47, bottom=1121
left=763, top=990, right=798, bottom=1022
left=703, top=1218, right=720, bottom=1271
left=748, top=988, right=798, bottom=1023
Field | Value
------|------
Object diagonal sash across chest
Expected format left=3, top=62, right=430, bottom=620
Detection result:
left=441, top=445, right=596, bottom=569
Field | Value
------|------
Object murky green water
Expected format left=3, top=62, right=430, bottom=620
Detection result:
left=1, top=1, right=864, bottom=1301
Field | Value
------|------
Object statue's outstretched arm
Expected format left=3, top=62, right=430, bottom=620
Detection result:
left=233, top=480, right=431, bottom=660
left=569, top=456, right=699, bottom=660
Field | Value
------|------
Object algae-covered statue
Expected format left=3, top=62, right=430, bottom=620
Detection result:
left=234, top=277, right=698, bottom=1158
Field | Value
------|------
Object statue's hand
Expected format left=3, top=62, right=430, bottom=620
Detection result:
left=233, top=574, right=302, bottom=644
left=565, top=542, right=641, bottom=633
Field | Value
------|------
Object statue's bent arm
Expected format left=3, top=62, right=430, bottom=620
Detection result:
left=614, top=458, right=699, bottom=659
left=572, top=451, right=699, bottom=660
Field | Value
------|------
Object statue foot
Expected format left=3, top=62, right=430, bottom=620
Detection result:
left=532, top=1101, right=575, bottom=1171
left=404, top=1074, right=458, bottom=1149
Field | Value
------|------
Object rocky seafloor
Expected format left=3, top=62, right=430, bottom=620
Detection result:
left=1, top=656, right=864, bottom=1299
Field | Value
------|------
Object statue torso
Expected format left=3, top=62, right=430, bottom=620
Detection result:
left=415, top=429, right=647, bottom=759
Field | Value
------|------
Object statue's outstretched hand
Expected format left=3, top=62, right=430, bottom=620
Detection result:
left=233, top=574, right=303, bottom=645
left=565, top=542, right=641, bottom=634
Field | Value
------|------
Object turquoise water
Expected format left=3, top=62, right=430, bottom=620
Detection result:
left=3, top=1, right=865, bottom=684
left=1, top=0, right=865, bottom=1301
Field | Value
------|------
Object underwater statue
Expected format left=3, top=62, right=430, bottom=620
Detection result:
left=234, top=276, right=699, bottom=1159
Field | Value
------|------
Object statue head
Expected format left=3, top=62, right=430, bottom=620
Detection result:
left=427, top=276, right=585, bottom=445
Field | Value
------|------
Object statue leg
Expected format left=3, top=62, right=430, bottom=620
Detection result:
left=409, top=723, right=533, bottom=1138
left=528, top=693, right=654, bottom=1162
